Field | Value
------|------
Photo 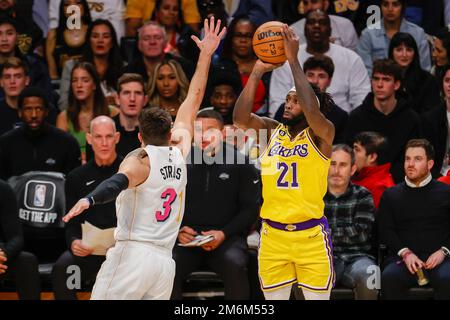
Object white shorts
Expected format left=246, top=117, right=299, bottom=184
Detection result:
left=91, top=240, right=175, bottom=300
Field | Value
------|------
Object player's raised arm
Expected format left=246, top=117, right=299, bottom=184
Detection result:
left=171, top=17, right=226, bottom=158
left=282, top=24, right=335, bottom=147
left=233, top=60, right=280, bottom=132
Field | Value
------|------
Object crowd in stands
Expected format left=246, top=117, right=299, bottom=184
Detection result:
left=1, top=0, right=450, bottom=300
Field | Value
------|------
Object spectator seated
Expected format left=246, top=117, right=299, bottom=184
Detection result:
left=181, top=231, right=263, bottom=300
left=378, top=244, right=434, bottom=300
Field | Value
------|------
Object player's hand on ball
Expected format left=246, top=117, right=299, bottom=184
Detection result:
left=63, top=198, right=90, bottom=223
left=254, top=59, right=283, bottom=74
left=191, top=16, right=226, bottom=56
left=281, top=24, right=300, bottom=62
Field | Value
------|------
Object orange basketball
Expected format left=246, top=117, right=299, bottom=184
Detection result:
left=252, top=21, right=287, bottom=64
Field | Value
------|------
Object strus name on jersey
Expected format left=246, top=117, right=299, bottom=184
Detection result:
left=268, top=141, right=309, bottom=158
left=160, top=165, right=182, bottom=180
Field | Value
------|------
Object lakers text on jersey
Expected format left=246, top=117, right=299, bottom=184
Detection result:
left=259, top=124, right=331, bottom=223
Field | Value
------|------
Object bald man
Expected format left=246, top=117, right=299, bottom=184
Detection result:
left=52, top=116, right=122, bottom=300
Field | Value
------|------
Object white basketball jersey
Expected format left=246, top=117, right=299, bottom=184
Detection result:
left=114, top=145, right=187, bottom=250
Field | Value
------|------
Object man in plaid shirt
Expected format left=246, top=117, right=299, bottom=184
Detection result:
left=324, top=144, right=378, bottom=299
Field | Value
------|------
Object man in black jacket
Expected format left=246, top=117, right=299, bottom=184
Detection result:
left=171, top=109, right=261, bottom=300
left=0, top=57, right=58, bottom=135
left=344, top=59, right=422, bottom=183
left=0, top=86, right=80, bottom=180
left=379, top=139, right=450, bottom=300
left=0, top=178, right=40, bottom=299
left=52, top=116, right=121, bottom=300
left=0, top=56, right=29, bottom=136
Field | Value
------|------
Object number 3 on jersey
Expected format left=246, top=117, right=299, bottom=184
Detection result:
left=155, top=188, right=177, bottom=222
left=277, top=162, right=299, bottom=189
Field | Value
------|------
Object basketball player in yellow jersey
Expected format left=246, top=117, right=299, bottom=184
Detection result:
left=233, top=25, right=336, bottom=300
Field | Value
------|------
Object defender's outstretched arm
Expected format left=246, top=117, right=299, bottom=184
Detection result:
left=171, top=17, right=226, bottom=158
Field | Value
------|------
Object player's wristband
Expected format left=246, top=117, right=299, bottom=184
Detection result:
left=85, top=173, right=129, bottom=205
left=86, top=197, right=95, bottom=207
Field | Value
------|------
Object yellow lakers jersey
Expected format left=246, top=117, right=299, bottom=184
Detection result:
left=260, top=124, right=330, bottom=223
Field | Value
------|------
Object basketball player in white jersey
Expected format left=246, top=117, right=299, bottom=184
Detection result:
left=62, top=17, right=226, bottom=300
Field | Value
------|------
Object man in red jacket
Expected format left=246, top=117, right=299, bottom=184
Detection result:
left=352, top=131, right=395, bottom=208
left=438, top=171, right=450, bottom=185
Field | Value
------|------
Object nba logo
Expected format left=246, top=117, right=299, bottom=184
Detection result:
left=34, top=184, right=46, bottom=207
left=24, top=180, right=56, bottom=212
left=269, top=43, right=276, bottom=55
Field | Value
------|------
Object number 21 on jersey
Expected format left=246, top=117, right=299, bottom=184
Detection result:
left=276, top=162, right=299, bottom=189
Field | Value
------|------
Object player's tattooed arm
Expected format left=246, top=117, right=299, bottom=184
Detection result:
left=119, top=149, right=150, bottom=188
left=124, top=148, right=148, bottom=160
